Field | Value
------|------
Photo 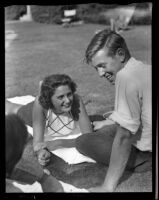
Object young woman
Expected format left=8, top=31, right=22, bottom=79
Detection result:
left=32, top=74, right=93, bottom=166
left=6, top=74, right=93, bottom=167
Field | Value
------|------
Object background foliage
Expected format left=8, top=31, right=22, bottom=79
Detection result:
left=5, top=3, right=151, bottom=25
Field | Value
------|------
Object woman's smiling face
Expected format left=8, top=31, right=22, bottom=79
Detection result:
left=51, top=85, right=73, bottom=114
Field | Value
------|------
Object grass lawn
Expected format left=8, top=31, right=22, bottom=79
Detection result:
left=5, top=21, right=151, bottom=116
left=5, top=21, right=152, bottom=192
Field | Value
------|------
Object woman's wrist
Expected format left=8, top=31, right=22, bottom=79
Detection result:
left=33, top=142, right=49, bottom=157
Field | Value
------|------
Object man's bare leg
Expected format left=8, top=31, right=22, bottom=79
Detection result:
left=5, top=100, right=23, bottom=115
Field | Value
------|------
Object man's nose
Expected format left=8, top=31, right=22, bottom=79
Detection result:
left=97, top=68, right=105, bottom=77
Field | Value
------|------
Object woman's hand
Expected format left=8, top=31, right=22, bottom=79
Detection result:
left=37, top=148, right=51, bottom=166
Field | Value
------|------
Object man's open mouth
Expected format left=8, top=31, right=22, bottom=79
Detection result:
left=104, top=72, right=115, bottom=84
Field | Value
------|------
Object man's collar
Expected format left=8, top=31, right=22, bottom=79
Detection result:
left=124, top=57, right=138, bottom=69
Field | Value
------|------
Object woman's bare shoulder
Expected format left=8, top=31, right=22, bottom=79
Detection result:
left=34, top=96, right=47, bottom=115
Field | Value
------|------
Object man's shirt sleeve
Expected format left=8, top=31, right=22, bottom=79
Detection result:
left=109, top=73, right=141, bottom=134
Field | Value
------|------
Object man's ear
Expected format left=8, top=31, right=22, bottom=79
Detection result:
left=116, top=48, right=125, bottom=63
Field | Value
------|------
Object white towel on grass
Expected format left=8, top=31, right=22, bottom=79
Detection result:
left=12, top=180, right=88, bottom=193
left=7, top=96, right=96, bottom=165
left=7, top=95, right=35, bottom=105
left=60, top=181, right=88, bottom=192
left=12, top=181, right=43, bottom=193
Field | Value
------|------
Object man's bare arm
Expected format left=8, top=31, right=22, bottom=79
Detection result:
left=102, top=125, right=133, bottom=192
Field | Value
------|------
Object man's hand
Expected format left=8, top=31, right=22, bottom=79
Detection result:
left=93, top=120, right=106, bottom=130
left=37, top=148, right=51, bottom=166
left=93, top=119, right=114, bottom=131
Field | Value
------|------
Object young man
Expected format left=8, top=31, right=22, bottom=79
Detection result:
left=76, top=29, right=152, bottom=192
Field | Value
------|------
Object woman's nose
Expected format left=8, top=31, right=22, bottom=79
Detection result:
left=64, top=96, right=70, bottom=103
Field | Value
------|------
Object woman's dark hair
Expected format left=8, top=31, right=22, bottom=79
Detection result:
left=85, top=29, right=130, bottom=64
left=5, top=114, right=28, bottom=177
left=39, top=74, right=77, bottom=110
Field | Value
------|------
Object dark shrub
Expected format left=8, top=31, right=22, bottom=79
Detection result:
left=31, top=5, right=63, bottom=24
left=5, top=4, right=151, bottom=25
left=5, top=5, right=26, bottom=20
left=130, top=12, right=152, bottom=25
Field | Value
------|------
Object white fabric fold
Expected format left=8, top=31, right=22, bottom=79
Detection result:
left=12, top=181, right=43, bottom=193
left=7, top=95, right=35, bottom=105
left=60, top=181, right=88, bottom=192
left=11, top=180, right=88, bottom=193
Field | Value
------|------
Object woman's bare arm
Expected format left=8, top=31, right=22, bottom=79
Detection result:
left=77, top=95, right=93, bottom=134
left=32, top=96, right=46, bottom=148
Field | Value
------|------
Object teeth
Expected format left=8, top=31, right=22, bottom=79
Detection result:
left=64, top=105, right=70, bottom=108
left=105, top=74, right=112, bottom=80
left=105, top=73, right=115, bottom=84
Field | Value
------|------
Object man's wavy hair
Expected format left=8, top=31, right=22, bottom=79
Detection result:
left=39, top=74, right=77, bottom=110
left=84, top=29, right=130, bottom=64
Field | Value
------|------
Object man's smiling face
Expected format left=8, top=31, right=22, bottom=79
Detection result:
left=91, top=47, right=123, bottom=84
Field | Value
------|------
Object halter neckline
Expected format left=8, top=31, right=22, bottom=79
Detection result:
left=44, top=110, right=74, bottom=136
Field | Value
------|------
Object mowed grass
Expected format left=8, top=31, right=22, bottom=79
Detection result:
left=5, top=22, right=152, bottom=192
left=5, top=22, right=151, bottom=116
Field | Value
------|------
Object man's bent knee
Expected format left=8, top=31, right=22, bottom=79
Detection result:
left=5, top=100, right=22, bottom=115
left=75, top=134, right=90, bottom=155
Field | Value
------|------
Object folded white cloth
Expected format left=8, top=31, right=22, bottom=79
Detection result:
left=12, top=180, right=88, bottom=193
left=12, top=181, right=43, bottom=193
left=7, top=95, right=35, bottom=105
left=60, top=181, right=88, bottom=192
left=51, top=133, right=95, bottom=164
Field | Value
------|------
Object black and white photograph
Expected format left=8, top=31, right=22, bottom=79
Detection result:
left=4, top=3, right=157, bottom=197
